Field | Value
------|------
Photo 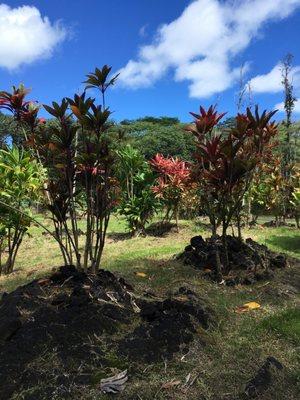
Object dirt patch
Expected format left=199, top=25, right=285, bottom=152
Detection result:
left=119, top=287, right=214, bottom=363
left=178, top=235, right=290, bottom=285
left=0, top=266, right=214, bottom=399
left=244, top=357, right=284, bottom=398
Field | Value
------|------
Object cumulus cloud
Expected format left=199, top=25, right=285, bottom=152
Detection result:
left=249, top=63, right=300, bottom=93
left=117, top=0, right=300, bottom=98
left=0, top=3, right=67, bottom=70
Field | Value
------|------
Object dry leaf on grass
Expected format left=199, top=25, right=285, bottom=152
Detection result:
left=100, top=369, right=128, bottom=393
left=135, top=272, right=147, bottom=278
left=161, top=379, right=181, bottom=389
left=37, top=278, right=50, bottom=286
left=236, top=301, right=261, bottom=313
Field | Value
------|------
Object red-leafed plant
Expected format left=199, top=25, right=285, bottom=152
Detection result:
left=0, top=84, right=44, bottom=145
left=150, top=153, right=192, bottom=229
left=186, top=105, right=278, bottom=273
left=0, top=66, right=120, bottom=272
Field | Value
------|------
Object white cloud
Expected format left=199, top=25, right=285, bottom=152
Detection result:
left=117, top=0, right=300, bottom=98
left=275, top=99, right=300, bottom=113
left=249, top=63, right=300, bottom=93
left=0, top=4, right=67, bottom=70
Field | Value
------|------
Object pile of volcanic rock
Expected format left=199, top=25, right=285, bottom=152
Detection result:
left=178, top=235, right=288, bottom=285
left=0, top=266, right=214, bottom=399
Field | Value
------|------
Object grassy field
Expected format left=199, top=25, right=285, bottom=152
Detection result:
left=0, top=215, right=299, bottom=399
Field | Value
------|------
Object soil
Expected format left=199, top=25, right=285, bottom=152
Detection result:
left=119, top=286, right=214, bottom=363
left=244, top=357, right=284, bottom=398
left=0, top=266, right=214, bottom=399
left=178, top=235, right=290, bottom=285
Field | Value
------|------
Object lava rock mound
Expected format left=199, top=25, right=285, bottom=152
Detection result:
left=119, top=286, right=214, bottom=363
left=0, top=266, right=214, bottom=399
left=178, top=235, right=288, bottom=284
left=0, top=266, right=135, bottom=399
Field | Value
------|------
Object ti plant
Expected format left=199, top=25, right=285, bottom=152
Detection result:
left=0, top=66, right=120, bottom=273
left=0, top=84, right=44, bottom=145
left=0, top=146, right=44, bottom=274
left=150, top=153, right=193, bottom=229
left=116, top=144, right=157, bottom=236
left=186, top=105, right=278, bottom=273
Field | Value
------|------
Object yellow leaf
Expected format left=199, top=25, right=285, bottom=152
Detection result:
left=235, top=301, right=261, bottom=313
left=244, top=302, right=261, bottom=309
left=135, top=272, right=147, bottom=278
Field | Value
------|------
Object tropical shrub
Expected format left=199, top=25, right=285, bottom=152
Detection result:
left=185, top=106, right=278, bottom=240
left=117, top=144, right=158, bottom=235
left=0, top=66, right=120, bottom=272
left=0, top=146, right=44, bottom=274
left=179, top=186, right=200, bottom=220
left=150, top=153, right=193, bottom=228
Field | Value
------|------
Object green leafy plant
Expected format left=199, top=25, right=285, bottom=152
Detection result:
left=117, top=144, right=158, bottom=236
left=0, top=146, right=44, bottom=274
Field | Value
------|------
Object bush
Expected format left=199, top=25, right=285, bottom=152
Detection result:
left=0, top=66, right=120, bottom=272
left=0, top=146, right=44, bottom=274
left=116, top=144, right=158, bottom=235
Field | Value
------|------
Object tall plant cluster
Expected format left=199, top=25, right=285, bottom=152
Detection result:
left=117, top=144, right=158, bottom=236
left=186, top=106, right=278, bottom=241
left=0, top=147, right=44, bottom=274
left=0, top=66, right=119, bottom=273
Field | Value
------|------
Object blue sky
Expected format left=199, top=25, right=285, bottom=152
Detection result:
left=1, top=0, right=300, bottom=122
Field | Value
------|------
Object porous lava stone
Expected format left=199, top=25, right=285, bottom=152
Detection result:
left=0, top=266, right=214, bottom=399
left=178, top=235, right=288, bottom=284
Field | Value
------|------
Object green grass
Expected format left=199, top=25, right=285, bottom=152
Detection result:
left=0, top=214, right=299, bottom=399
left=259, top=308, right=300, bottom=344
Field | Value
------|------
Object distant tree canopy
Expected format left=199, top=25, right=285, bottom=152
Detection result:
left=114, top=116, right=196, bottom=160
left=1, top=110, right=299, bottom=162
left=120, top=116, right=180, bottom=126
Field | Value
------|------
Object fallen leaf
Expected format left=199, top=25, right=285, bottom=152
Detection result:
left=244, top=302, right=261, bottom=309
left=236, top=301, right=261, bottom=313
left=37, top=278, right=50, bottom=286
left=100, top=369, right=128, bottom=394
left=135, top=272, right=147, bottom=278
left=204, top=268, right=212, bottom=273
left=184, top=373, right=191, bottom=386
left=162, top=380, right=181, bottom=389
left=175, top=295, right=189, bottom=302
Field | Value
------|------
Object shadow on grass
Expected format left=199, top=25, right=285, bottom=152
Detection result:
left=107, top=231, right=132, bottom=242
left=145, top=221, right=178, bottom=237
left=266, top=235, right=300, bottom=255
left=107, top=222, right=183, bottom=242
